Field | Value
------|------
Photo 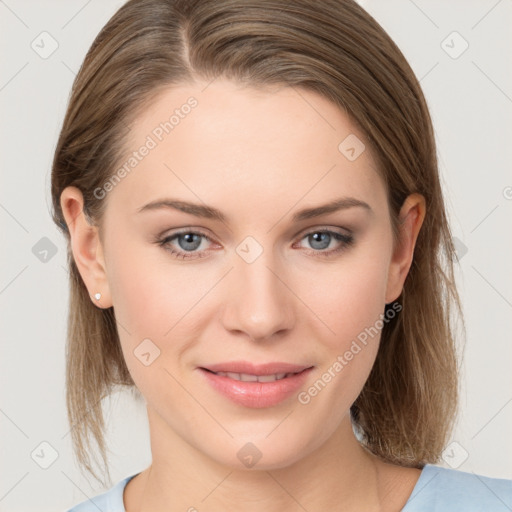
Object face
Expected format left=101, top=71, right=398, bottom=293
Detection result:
left=65, top=78, right=422, bottom=470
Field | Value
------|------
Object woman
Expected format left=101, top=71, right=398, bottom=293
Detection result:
left=52, top=0, right=512, bottom=510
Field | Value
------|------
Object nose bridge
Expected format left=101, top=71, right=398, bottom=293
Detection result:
left=222, top=244, right=295, bottom=340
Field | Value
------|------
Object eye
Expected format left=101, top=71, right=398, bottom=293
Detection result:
left=294, top=228, right=354, bottom=257
left=156, top=230, right=214, bottom=260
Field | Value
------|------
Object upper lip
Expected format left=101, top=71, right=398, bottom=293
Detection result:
left=200, top=361, right=313, bottom=376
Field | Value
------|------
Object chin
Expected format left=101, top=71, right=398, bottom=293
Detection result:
left=197, top=425, right=325, bottom=472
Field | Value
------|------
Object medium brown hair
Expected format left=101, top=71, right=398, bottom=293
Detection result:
left=51, top=0, right=463, bottom=486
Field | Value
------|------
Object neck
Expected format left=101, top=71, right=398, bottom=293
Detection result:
left=129, top=406, right=410, bottom=512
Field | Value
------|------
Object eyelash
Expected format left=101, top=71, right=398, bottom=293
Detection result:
left=155, top=227, right=354, bottom=260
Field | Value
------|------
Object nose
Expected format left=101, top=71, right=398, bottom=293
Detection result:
left=220, top=250, right=296, bottom=342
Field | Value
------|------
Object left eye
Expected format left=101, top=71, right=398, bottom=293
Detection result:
left=295, top=229, right=354, bottom=255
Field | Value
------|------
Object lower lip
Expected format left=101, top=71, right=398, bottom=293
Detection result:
left=198, top=367, right=313, bottom=408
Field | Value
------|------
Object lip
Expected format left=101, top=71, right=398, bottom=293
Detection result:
left=198, top=361, right=314, bottom=408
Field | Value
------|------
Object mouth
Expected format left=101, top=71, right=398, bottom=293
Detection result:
left=197, top=361, right=314, bottom=408
left=202, top=370, right=300, bottom=382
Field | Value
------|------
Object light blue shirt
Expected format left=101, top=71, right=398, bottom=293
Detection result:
left=66, top=464, right=512, bottom=511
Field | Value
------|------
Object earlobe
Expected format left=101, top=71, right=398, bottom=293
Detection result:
left=60, top=186, right=112, bottom=309
left=385, top=193, right=426, bottom=304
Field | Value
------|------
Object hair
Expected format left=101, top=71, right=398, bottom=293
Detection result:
left=51, top=0, right=463, bottom=486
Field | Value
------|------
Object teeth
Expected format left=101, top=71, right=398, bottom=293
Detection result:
left=240, top=373, right=258, bottom=382
left=214, top=371, right=294, bottom=382
left=258, top=374, right=279, bottom=382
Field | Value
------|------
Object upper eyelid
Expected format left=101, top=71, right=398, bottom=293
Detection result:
left=298, top=225, right=352, bottom=237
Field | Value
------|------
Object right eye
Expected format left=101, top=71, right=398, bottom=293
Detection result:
left=156, top=230, right=215, bottom=260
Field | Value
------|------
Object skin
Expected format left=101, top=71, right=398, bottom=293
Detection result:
left=61, top=79, right=426, bottom=511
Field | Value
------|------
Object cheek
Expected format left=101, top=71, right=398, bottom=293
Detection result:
left=301, top=243, right=389, bottom=410
left=108, top=235, right=212, bottom=334
left=306, top=251, right=390, bottom=349
left=294, top=248, right=391, bottom=410
left=106, top=237, right=221, bottom=384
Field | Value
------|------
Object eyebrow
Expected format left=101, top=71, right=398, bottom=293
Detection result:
left=136, top=196, right=373, bottom=223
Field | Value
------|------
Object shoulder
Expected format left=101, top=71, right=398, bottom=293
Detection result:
left=65, top=473, right=138, bottom=512
left=402, top=464, right=512, bottom=511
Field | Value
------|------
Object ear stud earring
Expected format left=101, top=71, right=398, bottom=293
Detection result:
left=94, top=292, right=101, bottom=300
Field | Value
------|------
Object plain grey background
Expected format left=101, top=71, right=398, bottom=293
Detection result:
left=1, top=0, right=511, bottom=510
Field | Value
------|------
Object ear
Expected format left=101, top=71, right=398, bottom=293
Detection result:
left=385, top=193, right=426, bottom=304
left=60, top=186, right=112, bottom=309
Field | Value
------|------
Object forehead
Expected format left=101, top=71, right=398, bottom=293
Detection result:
left=106, top=79, right=386, bottom=221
